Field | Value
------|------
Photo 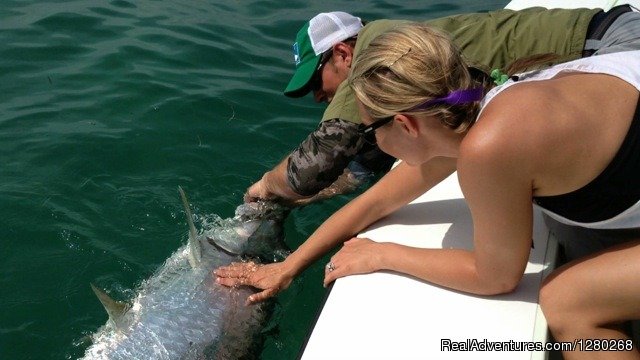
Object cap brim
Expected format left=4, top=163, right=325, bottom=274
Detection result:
left=284, top=55, right=322, bottom=98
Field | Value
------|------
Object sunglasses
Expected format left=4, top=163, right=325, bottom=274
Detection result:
left=356, top=87, right=485, bottom=145
left=309, top=50, right=333, bottom=92
left=357, top=115, right=394, bottom=145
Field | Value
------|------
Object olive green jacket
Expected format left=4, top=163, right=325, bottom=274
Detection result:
left=323, top=7, right=600, bottom=123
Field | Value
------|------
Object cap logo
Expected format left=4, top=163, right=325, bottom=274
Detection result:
left=293, top=42, right=301, bottom=66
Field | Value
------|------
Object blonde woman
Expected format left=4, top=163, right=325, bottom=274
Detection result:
left=217, top=23, right=640, bottom=358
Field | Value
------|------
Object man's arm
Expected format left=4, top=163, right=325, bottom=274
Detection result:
left=244, top=119, right=365, bottom=204
left=244, top=156, right=305, bottom=202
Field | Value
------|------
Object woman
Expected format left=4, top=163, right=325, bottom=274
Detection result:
left=216, top=23, right=640, bottom=358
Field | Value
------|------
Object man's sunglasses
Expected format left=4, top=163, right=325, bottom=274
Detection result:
left=357, top=115, right=394, bottom=145
left=310, top=50, right=333, bottom=92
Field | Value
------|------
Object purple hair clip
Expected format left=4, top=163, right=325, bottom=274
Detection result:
left=409, top=87, right=484, bottom=111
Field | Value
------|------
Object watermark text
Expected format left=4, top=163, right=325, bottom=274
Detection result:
left=441, top=338, right=635, bottom=352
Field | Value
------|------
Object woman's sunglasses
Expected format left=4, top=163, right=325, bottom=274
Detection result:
left=357, top=115, right=394, bottom=145
left=356, top=87, right=485, bottom=145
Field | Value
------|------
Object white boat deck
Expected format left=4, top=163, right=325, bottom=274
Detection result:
left=298, top=1, right=639, bottom=359
left=299, top=173, right=557, bottom=360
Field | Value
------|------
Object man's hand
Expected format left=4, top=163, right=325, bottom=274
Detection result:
left=244, top=179, right=272, bottom=203
left=243, top=157, right=304, bottom=203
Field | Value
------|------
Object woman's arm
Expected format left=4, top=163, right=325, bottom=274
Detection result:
left=324, top=124, right=535, bottom=295
left=286, top=156, right=456, bottom=272
left=215, top=156, right=457, bottom=303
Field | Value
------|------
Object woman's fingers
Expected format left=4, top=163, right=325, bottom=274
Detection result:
left=215, top=261, right=259, bottom=287
left=216, top=261, right=292, bottom=304
left=246, top=287, right=280, bottom=305
left=322, top=237, right=380, bottom=287
left=323, top=261, right=342, bottom=287
left=215, top=276, right=241, bottom=287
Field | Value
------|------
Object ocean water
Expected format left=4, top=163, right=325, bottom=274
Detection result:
left=0, top=1, right=507, bottom=359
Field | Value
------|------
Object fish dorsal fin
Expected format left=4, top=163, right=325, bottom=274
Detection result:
left=90, top=284, right=130, bottom=330
left=178, top=186, right=202, bottom=268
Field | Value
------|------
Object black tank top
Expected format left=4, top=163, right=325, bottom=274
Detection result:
left=533, top=97, right=640, bottom=223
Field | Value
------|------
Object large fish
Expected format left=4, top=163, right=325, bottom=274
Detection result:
left=80, top=187, right=288, bottom=360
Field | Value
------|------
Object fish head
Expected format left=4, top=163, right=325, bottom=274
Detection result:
left=233, top=201, right=287, bottom=223
left=207, top=201, right=289, bottom=261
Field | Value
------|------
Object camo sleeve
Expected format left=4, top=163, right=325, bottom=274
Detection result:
left=287, top=119, right=362, bottom=196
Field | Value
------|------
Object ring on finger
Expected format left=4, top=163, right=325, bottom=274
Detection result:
left=325, top=262, right=336, bottom=272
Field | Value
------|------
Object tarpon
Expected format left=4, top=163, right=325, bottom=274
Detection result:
left=79, top=187, right=288, bottom=360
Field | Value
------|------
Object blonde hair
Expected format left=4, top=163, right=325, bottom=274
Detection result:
left=349, top=23, right=485, bottom=133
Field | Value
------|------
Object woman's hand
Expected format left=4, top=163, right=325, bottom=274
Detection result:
left=323, top=238, right=384, bottom=287
left=214, top=261, right=294, bottom=304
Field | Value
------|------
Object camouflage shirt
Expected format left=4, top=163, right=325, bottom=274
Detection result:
left=286, top=119, right=394, bottom=196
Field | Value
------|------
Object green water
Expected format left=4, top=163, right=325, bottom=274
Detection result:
left=0, top=1, right=507, bottom=359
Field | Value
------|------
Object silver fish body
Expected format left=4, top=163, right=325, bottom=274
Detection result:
left=80, top=189, right=286, bottom=360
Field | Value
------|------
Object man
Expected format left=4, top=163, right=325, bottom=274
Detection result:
left=245, top=6, right=635, bottom=206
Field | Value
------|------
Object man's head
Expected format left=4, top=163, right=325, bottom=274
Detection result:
left=284, top=12, right=363, bottom=101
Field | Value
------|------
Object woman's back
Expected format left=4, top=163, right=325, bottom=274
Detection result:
left=466, top=50, right=640, bottom=226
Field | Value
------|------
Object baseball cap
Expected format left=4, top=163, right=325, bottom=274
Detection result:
left=284, top=12, right=363, bottom=98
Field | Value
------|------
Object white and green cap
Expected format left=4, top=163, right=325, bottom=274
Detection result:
left=284, top=12, right=363, bottom=98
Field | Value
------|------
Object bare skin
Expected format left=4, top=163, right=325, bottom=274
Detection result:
left=244, top=156, right=303, bottom=203
left=244, top=161, right=361, bottom=207
left=218, top=72, right=640, bottom=358
left=540, top=241, right=640, bottom=359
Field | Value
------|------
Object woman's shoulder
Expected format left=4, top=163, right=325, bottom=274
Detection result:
left=466, top=83, right=555, bottom=149
left=458, top=82, right=560, bottom=184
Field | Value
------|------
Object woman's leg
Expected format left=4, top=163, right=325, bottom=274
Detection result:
left=540, top=240, right=640, bottom=360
